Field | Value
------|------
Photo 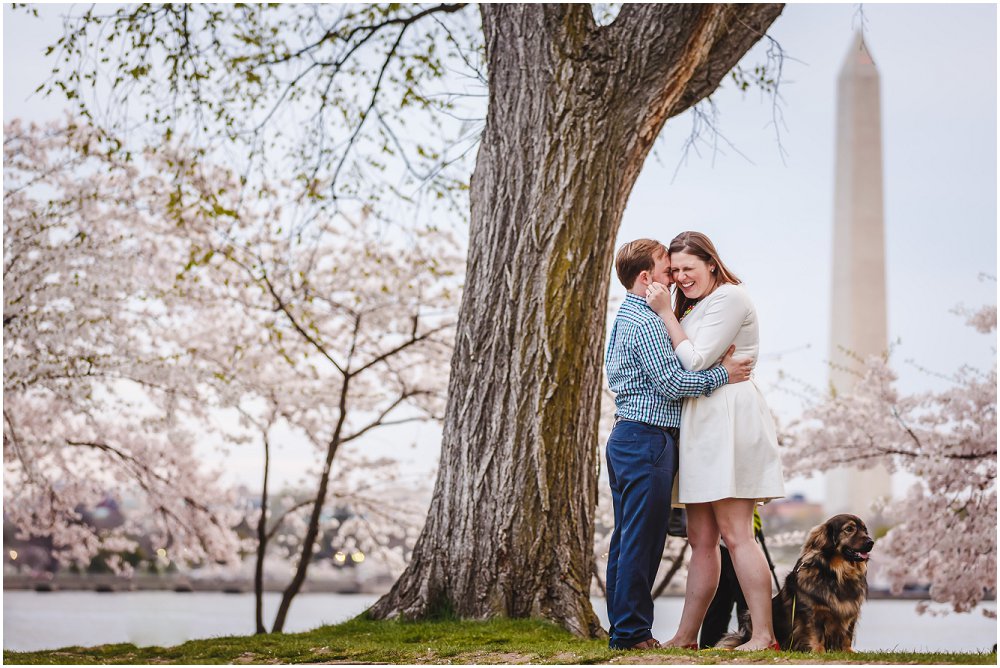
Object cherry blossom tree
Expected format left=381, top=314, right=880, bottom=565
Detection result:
left=782, top=304, right=996, bottom=616
left=4, top=117, right=463, bottom=632
left=193, top=217, right=462, bottom=633
left=155, top=144, right=462, bottom=633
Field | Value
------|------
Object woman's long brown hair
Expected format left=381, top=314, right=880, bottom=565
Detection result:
left=669, top=231, right=741, bottom=320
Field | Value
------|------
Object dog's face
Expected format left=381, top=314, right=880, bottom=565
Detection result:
left=805, top=514, right=875, bottom=564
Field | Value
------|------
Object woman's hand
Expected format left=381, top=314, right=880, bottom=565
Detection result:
left=646, top=281, right=688, bottom=351
left=645, top=281, right=673, bottom=316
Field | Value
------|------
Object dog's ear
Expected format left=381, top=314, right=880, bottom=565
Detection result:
left=802, top=523, right=829, bottom=556
left=828, top=518, right=843, bottom=546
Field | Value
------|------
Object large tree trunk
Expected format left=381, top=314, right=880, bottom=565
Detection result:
left=370, top=3, right=783, bottom=636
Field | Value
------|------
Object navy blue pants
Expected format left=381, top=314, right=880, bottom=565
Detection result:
left=605, top=419, right=678, bottom=649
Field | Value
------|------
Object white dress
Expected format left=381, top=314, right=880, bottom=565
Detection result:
left=673, top=283, right=785, bottom=504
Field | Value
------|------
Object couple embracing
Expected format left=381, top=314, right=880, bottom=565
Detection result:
left=604, top=232, right=785, bottom=651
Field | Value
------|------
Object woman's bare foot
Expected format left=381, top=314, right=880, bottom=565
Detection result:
left=661, top=637, right=699, bottom=650
left=734, top=637, right=778, bottom=652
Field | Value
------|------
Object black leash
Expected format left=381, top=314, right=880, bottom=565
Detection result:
left=757, top=526, right=781, bottom=591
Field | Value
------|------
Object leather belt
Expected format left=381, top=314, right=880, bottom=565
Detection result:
left=614, top=416, right=679, bottom=440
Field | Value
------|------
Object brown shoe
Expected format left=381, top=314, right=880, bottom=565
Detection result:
left=630, top=639, right=661, bottom=650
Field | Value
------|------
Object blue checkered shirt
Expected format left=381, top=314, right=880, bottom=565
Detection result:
left=606, top=293, right=728, bottom=428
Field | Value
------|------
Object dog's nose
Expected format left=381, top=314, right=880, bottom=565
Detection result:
left=862, top=539, right=874, bottom=552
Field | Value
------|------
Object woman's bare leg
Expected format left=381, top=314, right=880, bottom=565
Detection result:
left=662, top=503, right=720, bottom=648
left=714, top=497, right=776, bottom=651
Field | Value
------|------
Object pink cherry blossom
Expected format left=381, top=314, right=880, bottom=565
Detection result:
left=782, top=304, right=996, bottom=617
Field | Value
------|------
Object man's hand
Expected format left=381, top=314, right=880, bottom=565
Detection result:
left=644, top=281, right=672, bottom=316
left=720, top=345, right=753, bottom=384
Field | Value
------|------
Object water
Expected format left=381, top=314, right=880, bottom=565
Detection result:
left=2, top=591, right=996, bottom=653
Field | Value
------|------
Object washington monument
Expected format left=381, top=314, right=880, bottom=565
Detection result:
left=825, top=32, right=893, bottom=517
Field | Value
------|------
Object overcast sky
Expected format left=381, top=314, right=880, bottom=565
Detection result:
left=4, top=3, right=997, bottom=501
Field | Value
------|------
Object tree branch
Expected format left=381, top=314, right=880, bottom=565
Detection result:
left=262, top=4, right=468, bottom=67
left=349, top=322, right=454, bottom=378
left=652, top=540, right=689, bottom=599
left=591, top=559, right=607, bottom=598
left=257, top=268, right=346, bottom=376
left=340, top=392, right=433, bottom=445
left=64, top=438, right=227, bottom=556
left=265, top=499, right=315, bottom=543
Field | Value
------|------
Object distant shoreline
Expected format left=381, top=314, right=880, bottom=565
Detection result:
left=2, top=572, right=386, bottom=595
left=5, top=573, right=985, bottom=601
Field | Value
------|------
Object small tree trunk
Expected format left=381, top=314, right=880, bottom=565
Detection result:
left=254, top=434, right=271, bottom=634
left=270, top=440, right=340, bottom=633
left=652, top=541, right=690, bottom=599
left=371, top=3, right=783, bottom=637
left=592, top=561, right=607, bottom=599
left=271, top=383, right=349, bottom=633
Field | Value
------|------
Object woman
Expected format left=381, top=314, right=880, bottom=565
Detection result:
left=645, top=231, right=785, bottom=652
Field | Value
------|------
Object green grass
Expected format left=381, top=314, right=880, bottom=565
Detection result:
left=3, top=615, right=996, bottom=664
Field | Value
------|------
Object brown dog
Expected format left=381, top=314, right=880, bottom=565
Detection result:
left=717, top=514, right=874, bottom=652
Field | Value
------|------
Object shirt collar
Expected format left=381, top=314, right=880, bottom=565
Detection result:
left=624, top=292, right=648, bottom=307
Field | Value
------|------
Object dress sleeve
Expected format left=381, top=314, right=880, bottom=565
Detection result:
left=634, top=318, right=728, bottom=399
left=674, top=287, right=748, bottom=371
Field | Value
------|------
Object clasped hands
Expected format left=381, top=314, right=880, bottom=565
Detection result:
left=643, top=281, right=753, bottom=384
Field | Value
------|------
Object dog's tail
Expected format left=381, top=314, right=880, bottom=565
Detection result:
left=713, top=611, right=753, bottom=649
left=714, top=629, right=749, bottom=649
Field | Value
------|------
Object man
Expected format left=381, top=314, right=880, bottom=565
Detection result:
left=605, top=239, right=753, bottom=650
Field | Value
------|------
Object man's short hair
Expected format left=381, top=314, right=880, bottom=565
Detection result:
left=615, top=239, right=667, bottom=289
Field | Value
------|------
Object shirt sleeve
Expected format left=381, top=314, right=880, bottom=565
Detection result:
left=633, top=317, right=728, bottom=399
left=674, top=287, right=748, bottom=371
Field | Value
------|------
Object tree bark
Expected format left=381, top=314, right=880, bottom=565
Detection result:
left=370, top=3, right=783, bottom=637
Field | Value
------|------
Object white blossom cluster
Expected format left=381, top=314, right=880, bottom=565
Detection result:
left=4, top=118, right=245, bottom=571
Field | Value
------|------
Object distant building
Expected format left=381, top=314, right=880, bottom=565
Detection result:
left=759, top=494, right=825, bottom=535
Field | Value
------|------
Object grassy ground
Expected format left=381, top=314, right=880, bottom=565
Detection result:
left=4, top=616, right=996, bottom=665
